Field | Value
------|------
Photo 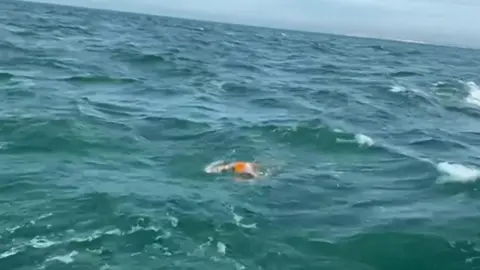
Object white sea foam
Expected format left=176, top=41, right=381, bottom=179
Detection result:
left=389, top=84, right=433, bottom=101
left=45, top=251, right=78, bottom=264
left=232, top=212, right=257, bottom=229
left=465, top=81, right=480, bottom=107
left=127, top=224, right=159, bottom=234
left=217, top=241, right=226, bottom=254
left=390, top=85, right=407, bottom=93
left=6, top=225, right=21, bottom=234
left=355, top=133, right=374, bottom=147
left=228, top=205, right=257, bottom=229
left=0, top=235, right=59, bottom=261
left=70, top=230, right=103, bottom=243
left=0, top=247, right=21, bottom=259
left=204, top=160, right=225, bottom=173
left=168, top=215, right=178, bottom=227
left=30, top=236, right=57, bottom=248
left=437, top=162, right=480, bottom=183
left=104, top=228, right=122, bottom=235
left=189, top=237, right=213, bottom=257
left=391, top=38, right=426, bottom=44
left=37, top=213, right=53, bottom=220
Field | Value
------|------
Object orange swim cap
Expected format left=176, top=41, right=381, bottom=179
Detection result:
left=233, top=162, right=258, bottom=177
left=233, top=162, right=248, bottom=173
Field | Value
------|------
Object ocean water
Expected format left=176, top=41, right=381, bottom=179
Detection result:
left=2, top=1, right=480, bottom=269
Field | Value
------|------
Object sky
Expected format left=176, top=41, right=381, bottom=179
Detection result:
left=27, top=0, right=480, bottom=46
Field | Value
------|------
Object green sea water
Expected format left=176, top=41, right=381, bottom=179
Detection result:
left=2, top=1, right=480, bottom=269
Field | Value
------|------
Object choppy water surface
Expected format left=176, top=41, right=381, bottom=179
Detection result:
left=1, top=1, right=480, bottom=269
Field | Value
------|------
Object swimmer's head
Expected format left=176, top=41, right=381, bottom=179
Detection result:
left=233, top=162, right=260, bottom=178
left=207, top=161, right=262, bottom=179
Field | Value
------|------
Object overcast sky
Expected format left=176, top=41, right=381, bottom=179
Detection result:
left=28, top=0, right=480, bottom=47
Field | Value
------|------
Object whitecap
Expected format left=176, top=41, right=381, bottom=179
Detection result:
left=465, top=81, right=480, bottom=107
left=390, top=85, right=407, bottom=93
left=6, top=225, right=21, bottom=234
left=127, top=224, right=159, bottom=234
left=30, top=236, right=57, bottom=249
left=232, top=212, right=256, bottom=229
left=168, top=215, right=178, bottom=227
left=104, top=228, right=122, bottom=236
left=437, top=162, right=480, bottom=183
left=336, top=133, right=374, bottom=147
left=0, top=247, right=21, bottom=259
left=70, top=230, right=103, bottom=243
left=217, top=241, right=226, bottom=255
left=37, top=213, right=53, bottom=220
left=46, top=251, right=78, bottom=264
left=355, top=133, right=374, bottom=147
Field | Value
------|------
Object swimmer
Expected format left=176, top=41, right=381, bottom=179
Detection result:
left=206, top=160, right=262, bottom=179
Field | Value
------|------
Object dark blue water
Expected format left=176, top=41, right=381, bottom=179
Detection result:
left=1, top=1, right=480, bottom=269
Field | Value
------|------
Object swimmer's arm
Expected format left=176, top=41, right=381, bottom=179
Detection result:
left=210, top=163, right=234, bottom=173
left=221, top=163, right=235, bottom=171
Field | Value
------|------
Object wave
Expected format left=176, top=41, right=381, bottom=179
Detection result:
left=311, top=42, right=336, bottom=53
left=439, top=81, right=480, bottom=119
left=389, top=85, right=407, bottom=93
left=130, top=53, right=167, bottom=64
left=45, top=251, right=78, bottom=265
left=62, top=75, right=137, bottom=84
left=133, top=115, right=217, bottom=146
left=370, top=44, right=386, bottom=51
left=387, top=71, right=423, bottom=78
left=0, top=190, right=251, bottom=268
left=111, top=48, right=168, bottom=64
left=0, top=72, right=13, bottom=80
left=388, top=50, right=422, bottom=57
left=436, top=162, right=480, bottom=183
left=0, top=39, right=26, bottom=53
left=336, top=232, right=478, bottom=270
left=392, top=39, right=427, bottom=44
left=229, top=122, right=383, bottom=156
left=0, top=114, right=139, bottom=155
left=354, top=133, right=375, bottom=147
left=77, top=96, right=145, bottom=118
left=284, top=231, right=479, bottom=270
left=465, top=81, right=480, bottom=107
left=223, top=61, right=265, bottom=74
